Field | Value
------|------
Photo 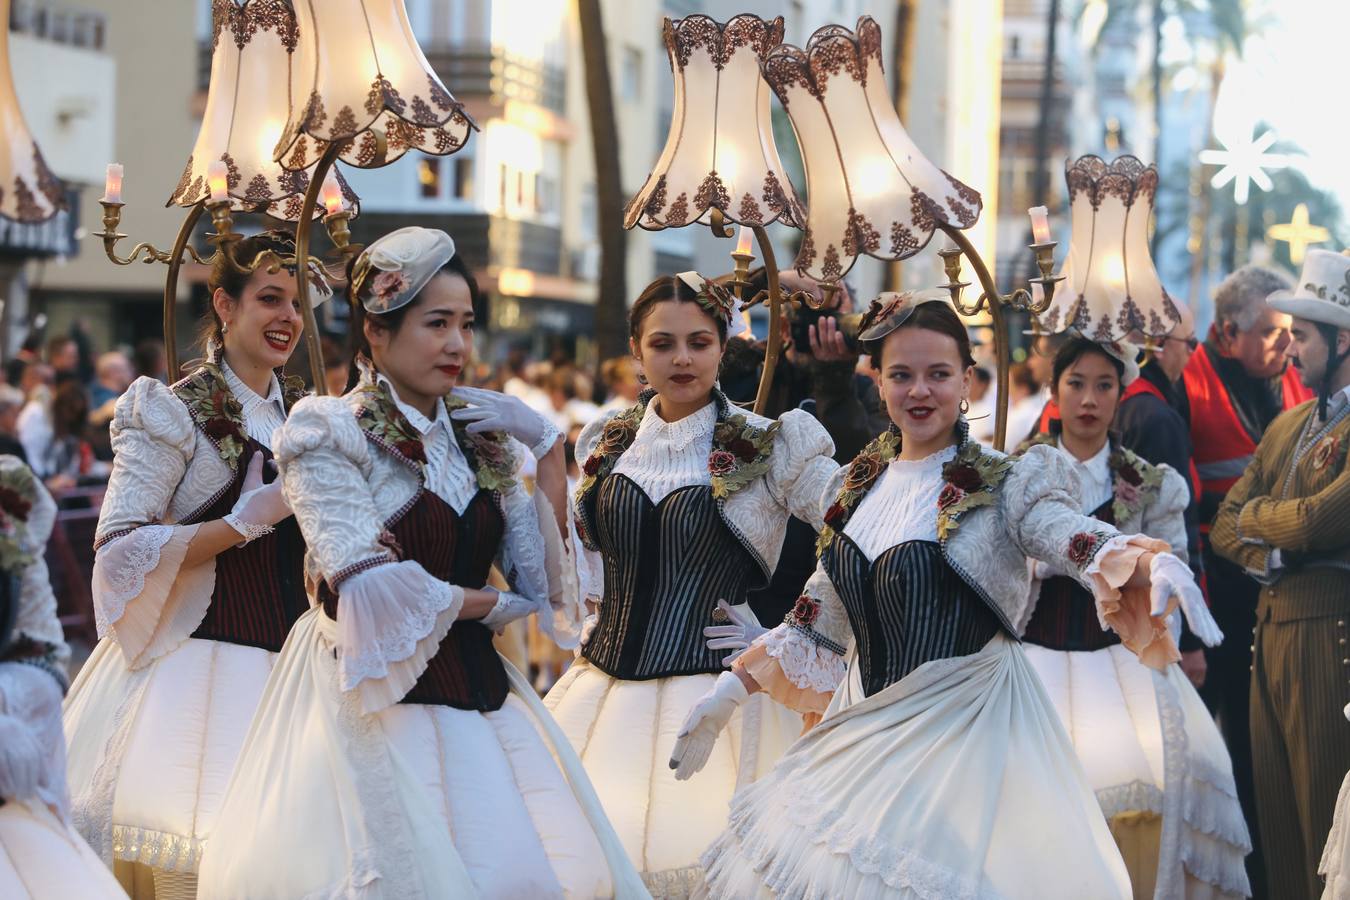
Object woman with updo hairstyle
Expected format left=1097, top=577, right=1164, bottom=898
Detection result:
left=542, top=271, right=838, bottom=894
left=1016, top=335, right=1249, bottom=898
left=64, top=229, right=320, bottom=897
left=677, top=292, right=1220, bottom=899
left=200, top=227, right=645, bottom=898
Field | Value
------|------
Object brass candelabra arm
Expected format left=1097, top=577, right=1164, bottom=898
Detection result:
left=323, top=209, right=362, bottom=260
left=94, top=202, right=176, bottom=266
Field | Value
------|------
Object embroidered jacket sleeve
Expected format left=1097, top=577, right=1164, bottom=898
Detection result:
left=480, top=441, right=584, bottom=647
left=90, top=376, right=216, bottom=669
left=0, top=461, right=70, bottom=816
left=1005, top=444, right=1177, bottom=669
left=276, top=396, right=463, bottom=715
left=1141, top=463, right=1191, bottom=563
left=764, top=409, right=838, bottom=531
left=734, top=466, right=853, bottom=720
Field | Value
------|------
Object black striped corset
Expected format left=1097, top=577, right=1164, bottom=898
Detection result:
left=582, top=473, right=766, bottom=680
left=1022, top=496, right=1119, bottom=651
left=186, top=438, right=309, bottom=652
left=822, top=535, right=1004, bottom=698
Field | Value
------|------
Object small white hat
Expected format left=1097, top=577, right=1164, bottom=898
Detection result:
left=351, top=227, right=457, bottom=314
left=1268, top=248, right=1350, bottom=330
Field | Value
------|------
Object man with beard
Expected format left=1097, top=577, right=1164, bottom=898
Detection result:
left=1210, top=249, right=1350, bottom=899
left=1178, top=266, right=1313, bottom=896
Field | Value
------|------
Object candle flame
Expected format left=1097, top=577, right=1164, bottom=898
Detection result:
left=321, top=171, right=345, bottom=216
left=735, top=225, right=754, bottom=257
left=207, top=160, right=229, bottom=203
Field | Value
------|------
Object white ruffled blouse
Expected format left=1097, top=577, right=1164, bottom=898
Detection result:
left=377, top=375, right=478, bottom=514
left=220, top=360, right=286, bottom=448
left=1062, top=439, right=1114, bottom=515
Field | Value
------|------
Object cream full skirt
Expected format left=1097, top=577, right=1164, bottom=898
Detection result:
left=1025, top=643, right=1251, bottom=899
left=62, top=636, right=273, bottom=872
left=544, top=659, right=804, bottom=898
left=197, top=607, right=646, bottom=900
left=1320, top=767, right=1350, bottom=899
left=0, top=799, right=127, bottom=898
left=699, top=634, right=1133, bottom=900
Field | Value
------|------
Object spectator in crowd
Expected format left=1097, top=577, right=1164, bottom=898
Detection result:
left=965, top=366, right=996, bottom=443
left=0, top=384, right=27, bottom=462
left=319, top=334, right=351, bottom=397
left=88, top=351, right=135, bottom=463
left=598, top=355, right=641, bottom=412
left=23, top=379, right=97, bottom=490
left=543, top=365, right=600, bottom=433
left=1117, top=302, right=1206, bottom=687
left=133, top=336, right=168, bottom=382
left=5, top=333, right=41, bottom=387
left=16, top=362, right=53, bottom=465
left=1181, top=264, right=1313, bottom=897
left=1004, top=360, right=1045, bottom=447
left=45, top=335, right=79, bottom=380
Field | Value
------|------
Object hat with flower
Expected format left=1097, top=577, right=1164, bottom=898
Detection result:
left=350, top=226, right=458, bottom=314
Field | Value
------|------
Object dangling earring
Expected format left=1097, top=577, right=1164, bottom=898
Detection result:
left=959, top=398, right=970, bottom=414
left=221, top=321, right=229, bottom=335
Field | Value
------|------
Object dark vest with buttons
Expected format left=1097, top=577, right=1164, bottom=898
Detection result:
left=822, top=533, right=1004, bottom=698
left=319, top=487, right=509, bottom=711
left=1021, top=497, right=1120, bottom=652
left=580, top=474, right=767, bottom=680
left=182, top=438, right=308, bottom=653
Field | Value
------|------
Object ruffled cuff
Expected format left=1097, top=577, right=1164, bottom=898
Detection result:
left=331, top=560, right=464, bottom=714
left=92, top=524, right=214, bottom=670
left=735, top=624, right=844, bottom=718
left=1084, top=533, right=1179, bottom=670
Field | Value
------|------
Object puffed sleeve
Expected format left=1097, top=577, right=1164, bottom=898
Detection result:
left=1005, top=444, right=1177, bottom=669
left=1141, top=463, right=1190, bottom=562
left=276, top=396, right=463, bottom=715
left=480, top=441, right=585, bottom=648
left=90, top=376, right=214, bottom=669
left=0, top=460, right=70, bottom=816
left=764, top=409, right=838, bottom=531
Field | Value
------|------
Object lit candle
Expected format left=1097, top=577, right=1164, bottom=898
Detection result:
left=1030, top=280, right=1045, bottom=305
left=1027, top=206, right=1051, bottom=244
left=321, top=170, right=345, bottom=217
left=102, top=163, right=123, bottom=204
left=207, top=160, right=229, bottom=203
left=734, top=224, right=754, bottom=257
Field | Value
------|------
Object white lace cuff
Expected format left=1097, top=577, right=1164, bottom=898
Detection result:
left=479, top=590, right=535, bottom=632
left=761, top=623, right=848, bottom=694
left=91, top=524, right=215, bottom=669
left=333, top=560, right=464, bottom=714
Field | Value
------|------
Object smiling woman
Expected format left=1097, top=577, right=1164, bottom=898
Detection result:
left=63, top=229, right=320, bottom=897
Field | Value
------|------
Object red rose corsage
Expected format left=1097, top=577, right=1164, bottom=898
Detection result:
left=791, top=594, right=821, bottom=627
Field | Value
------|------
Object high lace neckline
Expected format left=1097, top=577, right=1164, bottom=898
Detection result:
left=889, top=443, right=958, bottom=471
left=637, top=395, right=717, bottom=452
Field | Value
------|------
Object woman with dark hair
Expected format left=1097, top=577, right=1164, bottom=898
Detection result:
left=63, top=229, right=322, bottom=897
left=1019, top=336, right=1248, bottom=899
left=544, top=271, right=837, bottom=896
left=0, top=455, right=124, bottom=897
left=199, top=227, right=644, bottom=898
left=677, top=292, right=1219, bottom=899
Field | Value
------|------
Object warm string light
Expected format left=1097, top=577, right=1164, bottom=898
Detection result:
left=102, top=163, right=123, bottom=204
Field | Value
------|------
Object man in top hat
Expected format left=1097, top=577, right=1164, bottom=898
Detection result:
left=1211, top=248, right=1350, bottom=899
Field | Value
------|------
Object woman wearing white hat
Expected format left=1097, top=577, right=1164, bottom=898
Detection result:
left=63, top=230, right=326, bottom=897
left=679, top=293, right=1216, bottom=900
left=198, top=227, right=646, bottom=898
left=1018, top=335, right=1249, bottom=899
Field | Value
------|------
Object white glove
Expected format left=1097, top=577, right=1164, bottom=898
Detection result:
left=450, top=386, right=561, bottom=459
left=580, top=612, right=599, bottom=646
left=224, top=453, right=291, bottom=545
left=703, top=600, right=767, bottom=667
left=1149, top=552, right=1223, bottom=647
left=669, top=671, right=748, bottom=781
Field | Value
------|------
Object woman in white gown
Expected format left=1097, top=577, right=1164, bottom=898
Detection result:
left=673, top=292, right=1222, bottom=899
left=62, top=231, right=321, bottom=897
left=543, top=272, right=837, bottom=897
left=198, top=227, right=645, bottom=899
left=0, top=455, right=125, bottom=898
left=1017, top=335, right=1249, bottom=899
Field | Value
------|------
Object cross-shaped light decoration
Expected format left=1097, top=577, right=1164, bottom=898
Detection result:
left=1267, top=202, right=1329, bottom=265
left=1198, top=129, right=1288, bottom=205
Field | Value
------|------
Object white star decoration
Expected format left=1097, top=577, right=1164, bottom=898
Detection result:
left=1198, top=130, right=1289, bottom=205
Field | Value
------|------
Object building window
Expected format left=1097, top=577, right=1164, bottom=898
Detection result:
left=418, top=158, right=442, bottom=199
left=455, top=156, right=474, bottom=201
left=622, top=46, right=642, bottom=103
left=499, top=164, right=510, bottom=210
left=1009, top=34, right=1020, bottom=59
